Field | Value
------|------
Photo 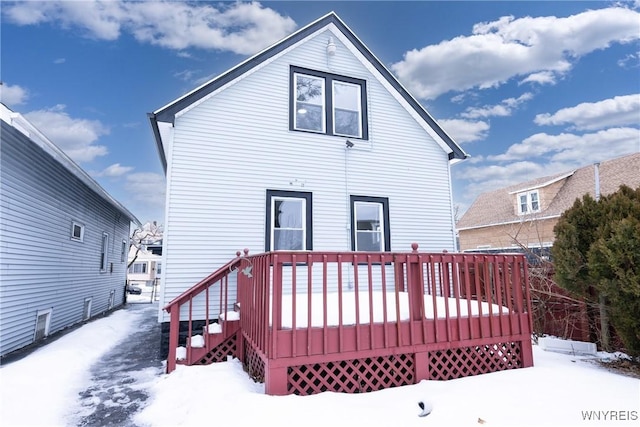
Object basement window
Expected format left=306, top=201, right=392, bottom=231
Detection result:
left=83, top=298, right=92, bottom=321
left=34, top=309, right=52, bottom=341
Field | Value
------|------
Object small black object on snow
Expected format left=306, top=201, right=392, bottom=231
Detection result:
left=418, top=401, right=432, bottom=417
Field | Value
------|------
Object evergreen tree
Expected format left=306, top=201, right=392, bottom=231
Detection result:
left=552, top=185, right=640, bottom=356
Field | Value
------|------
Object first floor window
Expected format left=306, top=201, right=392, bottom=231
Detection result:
left=266, top=190, right=313, bottom=251
left=71, top=221, right=84, bottom=241
left=100, top=233, right=109, bottom=272
left=128, top=262, right=148, bottom=274
left=121, top=239, right=127, bottom=262
left=351, top=195, right=390, bottom=251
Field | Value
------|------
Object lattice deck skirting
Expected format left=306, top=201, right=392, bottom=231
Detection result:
left=427, top=341, right=522, bottom=380
left=243, top=338, right=266, bottom=383
left=288, top=353, right=414, bottom=395
left=194, top=334, right=237, bottom=365
left=235, top=339, right=524, bottom=396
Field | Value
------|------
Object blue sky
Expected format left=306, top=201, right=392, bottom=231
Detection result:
left=1, top=1, right=639, bottom=224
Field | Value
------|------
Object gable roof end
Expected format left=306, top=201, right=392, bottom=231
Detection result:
left=149, top=11, right=468, bottom=173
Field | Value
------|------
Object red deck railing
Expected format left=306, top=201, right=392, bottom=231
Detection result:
left=164, top=245, right=534, bottom=394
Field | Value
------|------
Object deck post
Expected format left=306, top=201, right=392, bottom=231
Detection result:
left=521, top=338, right=534, bottom=368
left=409, top=243, right=424, bottom=321
left=414, top=351, right=429, bottom=382
left=265, top=364, right=289, bottom=396
left=166, top=307, right=180, bottom=373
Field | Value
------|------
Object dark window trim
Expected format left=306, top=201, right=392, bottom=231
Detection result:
left=350, top=195, right=390, bottom=251
left=290, top=66, right=368, bottom=140
left=265, top=189, right=313, bottom=252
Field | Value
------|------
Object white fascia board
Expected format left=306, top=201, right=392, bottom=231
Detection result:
left=172, top=26, right=330, bottom=120
left=508, top=171, right=576, bottom=195
left=157, top=122, right=174, bottom=160
left=457, top=214, right=562, bottom=231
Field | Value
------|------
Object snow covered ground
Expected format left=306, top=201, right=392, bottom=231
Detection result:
left=0, top=303, right=638, bottom=427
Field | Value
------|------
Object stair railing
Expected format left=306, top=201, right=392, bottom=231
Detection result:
left=164, top=250, right=246, bottom=373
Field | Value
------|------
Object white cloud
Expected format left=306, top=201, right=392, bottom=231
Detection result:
left=97, top=163, right=134, bottom=177
left=174, top=69, right=198, bottom=82
left=24, top=105, right=110, bottom=163
left=519, top=71, right=557, bottom=85
left=534, top=94, right=640, bottom=130
left=617, top=51, right=640, bottom=68
left=489, top=127, right=640, bottom=162
left=53, top=58, right=66, bottom=64
left=438, top=119, right=489, bottom=144
left=462, top=92, right=533, bottom=119
left=125, top=172, right=166, bottom=208
left=2, top=1, right=297, bottom=55
left=0, top=82, right=29, bottom=106
left=391, top=6, right=640, bottom=99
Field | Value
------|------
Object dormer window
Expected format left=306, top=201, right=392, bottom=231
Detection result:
left=518, top=190, right=540, bottom=215
left=290, top=66, right=368, bottom=139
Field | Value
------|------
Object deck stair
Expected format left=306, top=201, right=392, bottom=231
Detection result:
left=180, top=313, right=241, bottom=366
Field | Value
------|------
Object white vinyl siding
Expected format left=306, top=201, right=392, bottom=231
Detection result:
left=0, top=121, right=131, bottom=357
left=160, top=28, right=456, bottom=323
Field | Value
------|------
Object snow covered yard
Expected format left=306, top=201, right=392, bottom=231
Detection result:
left=0, top=304, right=638, bottom=427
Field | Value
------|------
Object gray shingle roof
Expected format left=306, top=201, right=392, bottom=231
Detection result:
left=457, top=153, right=640, bottom=230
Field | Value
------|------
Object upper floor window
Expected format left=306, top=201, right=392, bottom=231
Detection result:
left=291, top=66, right=368, bottom=139
left=518, top=190, right=540, bottom=215
left=350, top=195, right=390, bottom=251
left=266, top=189, right=313, bottom=251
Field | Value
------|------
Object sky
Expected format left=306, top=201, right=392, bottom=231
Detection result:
left=0, top=299, right=638, bottom=426
left=1, top=1, right=639, bottom=224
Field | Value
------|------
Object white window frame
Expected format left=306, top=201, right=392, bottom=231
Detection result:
left=270, top=196, right=307, bottom=251
left=266, top=190, right=313, bottom=252
left=34, top=308, right=52, bottom=341
left=332, top=80, right=362, bottom=138
left=71, top=221, right=84, bottom=242
left=108, top=290, right=115, bottom=310
left=100, top=233, right=109, bottom=272
left=291, top=66, right=368, bottom=140
left=129, top=262, right=148, bottom=274
left=517, top=190, right=541, bottom=215
left=293, top=72, right=326, bottom=133
left=121, top=239, right=127, bottom=262
left=350, top=196, right=390, bottom=252
left=83, top=297, right=92, bottom=320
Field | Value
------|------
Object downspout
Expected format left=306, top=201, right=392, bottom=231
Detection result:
left=594, top=162, right=610, bottom=351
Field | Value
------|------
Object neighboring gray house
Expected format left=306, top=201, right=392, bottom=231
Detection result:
left=0, top=103, right=140, bottom=358
left=149, top=12, right=467, bottom=330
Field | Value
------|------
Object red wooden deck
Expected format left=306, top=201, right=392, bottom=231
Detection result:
left=164, top=245, right=534, bottom=395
